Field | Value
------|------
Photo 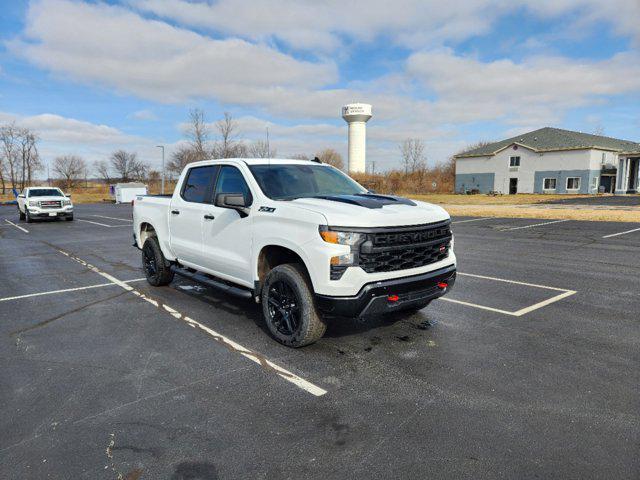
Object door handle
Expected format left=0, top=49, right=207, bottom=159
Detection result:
left=171, top=210, right=180, bottom=215
left=203, top=214, right=215, bottom=220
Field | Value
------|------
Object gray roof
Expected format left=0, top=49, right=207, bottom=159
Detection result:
left=455, top=127, right=640, bottom=158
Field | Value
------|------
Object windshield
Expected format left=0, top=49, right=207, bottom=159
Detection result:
left=28, top=188, right=64, bottom=197
left=249, top=164, right=367, bottom=200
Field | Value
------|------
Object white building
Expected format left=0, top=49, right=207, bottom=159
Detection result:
left=454, top=127, right=640, bottom=194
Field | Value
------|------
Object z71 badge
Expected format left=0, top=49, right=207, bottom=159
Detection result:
left=258, top=206, right=276, bottom=213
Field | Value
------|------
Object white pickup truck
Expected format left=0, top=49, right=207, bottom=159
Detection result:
left=132, top=158, right=456, bottom=347
left=17, top=187, right=74, bottom=222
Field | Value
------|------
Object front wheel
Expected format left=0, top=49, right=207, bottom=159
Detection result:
left=65, top=215, right=74, bottom=221
left=25, top=209, right=33, bottom=223
left=261, top=263, right=326, bottom=347
left=18, top=208, right=25, bottom=221
left=142, top=236, right=174, bottom=286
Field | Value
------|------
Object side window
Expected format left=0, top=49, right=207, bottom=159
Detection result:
left=215, top=166, right=253, bottom=205
left=181, top=166, right=217, bottom=203
left=509, top=156, right=520, bottom=167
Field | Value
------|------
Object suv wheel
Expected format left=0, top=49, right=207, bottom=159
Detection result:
left=18, top=208, right=25, bottom=221
left=261, top=263, right=326, bottom=347
left=25, top=209, right=33, bottom=223
left=142, top=236, right=174, bottom=286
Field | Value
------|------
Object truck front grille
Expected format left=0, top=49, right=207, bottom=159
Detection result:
left=40, top=200, right=62, bottom=209
left=359, top=221, right=451, bottom=273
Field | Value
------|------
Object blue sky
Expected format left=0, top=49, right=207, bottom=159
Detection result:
left=1, top=0, right=639, bottom=172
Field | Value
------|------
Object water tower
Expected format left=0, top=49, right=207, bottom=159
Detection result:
left=342, top=103, right=372, bottom=173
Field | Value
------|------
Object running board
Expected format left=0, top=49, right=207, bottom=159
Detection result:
left=170, top=266, right=253, bottom=299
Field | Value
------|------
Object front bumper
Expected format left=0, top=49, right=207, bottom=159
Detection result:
left=315, top=264, right=456, bottom=318
left=29, top=208, right=73, bottom=218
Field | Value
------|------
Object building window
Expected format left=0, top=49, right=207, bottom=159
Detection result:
left=509, top=156, right=520, bottom=167
left=543, top=178, right=557, bottom=191
left=566, top=177, right=581, bottom=190
left=601, top=152, right=607, bottom=164
left=591, top=176, right=599, bottom=191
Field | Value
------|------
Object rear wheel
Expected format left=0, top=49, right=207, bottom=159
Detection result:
left=142, top=236, right=174, bottom=286
left=261, top=263, right=326, bottom=347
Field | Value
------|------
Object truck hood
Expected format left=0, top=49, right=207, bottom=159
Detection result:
left=29, top=196, right=67, bottom=203
left=288, top=195, right=449, bottom=227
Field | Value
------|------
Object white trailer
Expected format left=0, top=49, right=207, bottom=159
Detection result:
left=112, top=183, right=148, bottom=203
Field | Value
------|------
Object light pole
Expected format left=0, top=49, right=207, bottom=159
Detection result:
left=156, top=145, right=165, bottom=194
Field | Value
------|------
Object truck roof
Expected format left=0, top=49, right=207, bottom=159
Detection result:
left=185, top=158, right=327, bottom=168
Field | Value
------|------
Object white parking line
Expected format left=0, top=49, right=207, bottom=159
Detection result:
left=439, top=272, right=577, bottom=316
left=77, top=219, right=131, bottom=228
left=4, top=219, right=29, bottom=233
left=0, top=278, right=146, bottom=303
left=499, top=219, right=570, bottom=231
left=57, top=249, right=327, bottom=397
left=602, top=227, right=640, bottom=239
left=452, top=217, right=490, bottom=224
left=92, top=215, right=133, bottom=223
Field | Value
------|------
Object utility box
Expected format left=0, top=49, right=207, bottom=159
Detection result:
left=111, top=183, right=147, bottom=203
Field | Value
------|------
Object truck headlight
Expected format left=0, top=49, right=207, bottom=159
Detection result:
left=318, top=226, right=363, bottom=246
left=63, top=199, right=72, bottom=206
left=28, top=200, right=38, bottom=207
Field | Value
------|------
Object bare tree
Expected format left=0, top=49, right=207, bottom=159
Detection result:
left=592, top=124, right=606, bottom=136
left=94, top=159, right=112, bottom=183
left=54, top=155, right=86, bottom=190
left=0, top=123, right=42, bottom=193
left=110, top=150, right=147, bottom=182
left=248, top=140, right=276, bottom=159
left=212, top=112, right=246, bottom=158
left=167, top=144, right=200, bottom=178
left=185, top=108, right=211, bottom=161
left=316, top=148, right=344, bottom=170
left=399, top=138, right=426, bottom=174
left=290, top=153, right=309, bottom=160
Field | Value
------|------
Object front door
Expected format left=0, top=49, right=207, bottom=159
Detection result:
left=200, top=165, right=254, bottom=286
left=169, top=165, right=218, bottom=267
left=509, top=178, right=518, bottom=194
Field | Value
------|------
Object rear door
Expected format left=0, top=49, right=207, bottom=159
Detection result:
left=200, top=165, right=254, bottom=286
left=169, top=165, right=218, bottom=267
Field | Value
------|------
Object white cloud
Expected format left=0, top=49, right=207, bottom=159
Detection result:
left=407, top=49, right=640, bottom=126
left=129, top=0, right=640, bottom=51
left=9, top=0, right=337, bottom=105
left=130, top=109, right=158, bottom=121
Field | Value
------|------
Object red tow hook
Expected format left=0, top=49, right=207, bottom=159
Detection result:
left=437, top=282, right=448, bottom=289
left=387, top=294, right=399, bottom=302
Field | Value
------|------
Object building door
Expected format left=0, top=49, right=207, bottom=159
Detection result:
left=509, top=178, right=518, bottom=194
left=599, top=175, right=615, bottom=193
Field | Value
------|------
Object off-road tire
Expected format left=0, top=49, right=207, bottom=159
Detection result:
left=142, top=236, right=174, bottom=286
left=261, top=263, right=326, bottom=347
left=18, top=208, right=25, bottom=221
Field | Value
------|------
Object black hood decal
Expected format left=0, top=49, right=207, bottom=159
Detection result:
left=311, top=194, right=416, bottom=209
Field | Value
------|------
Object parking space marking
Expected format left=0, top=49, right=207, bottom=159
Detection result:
left=77, top=219, right=131, bottom=228
left=4, top=219, right=29, bottom=233
left=602, top=227, right=640, bottom=239
left=92, top=215, right=133, bottom=223
left=440, top=272, right=577, bottom=316
left=499, top=219, right=570, bottom=231
left=57, top=249, right=327, bottom=397
left=0, top=278, right=146, bottom=303
left=452, top=217, right=491, bottom=224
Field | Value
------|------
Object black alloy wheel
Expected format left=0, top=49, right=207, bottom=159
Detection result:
left=267, top=280, right=301, bottom=336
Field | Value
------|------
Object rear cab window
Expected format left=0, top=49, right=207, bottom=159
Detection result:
left=181, top=165, right=218, bottom=203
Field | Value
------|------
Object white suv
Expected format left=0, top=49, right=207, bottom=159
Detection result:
left=17, top=187, right=74, bottom=222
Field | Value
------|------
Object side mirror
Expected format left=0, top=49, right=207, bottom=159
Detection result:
left=18, top=194, right=25, bottom=198
left=65, top=194, right=72, bottom=198
left=215, top=193, right=249, bottom=217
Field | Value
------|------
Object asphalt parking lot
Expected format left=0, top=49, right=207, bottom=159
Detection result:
left=1, top=204, right=638, bottom=479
